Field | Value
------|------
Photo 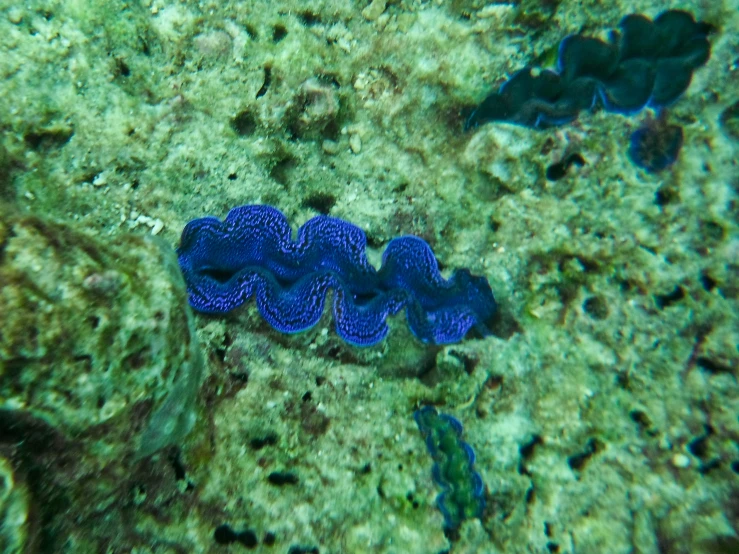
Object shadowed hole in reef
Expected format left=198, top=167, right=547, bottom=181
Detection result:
left=212, top=331, right=232, bottom=364
left=545, top=153, right=585, bottom=181
left=231, top=110, right=257, bottom=136
left=272, top=24, right=287, bottom=42
left=654, top=285, right=685, bottom=309
left=448, top=349, right=479, bottom=375
left=288, top=547, right=319, bottom=554
left=444, top=526, right=462, bottom=543
left=167, top=447, right=186, bottom=481
left=123, top=347, right=150, bottom=369
left=518, top=435, right=543, bottom=476
left=229, top=370, right=249, bottom=386
left=487, top=307, right=523, bottom=339
left=214, top=524, right=239, bottom=544
left=485, top=373, right=504, bottom=391
left=719, top=100, right=739, bottom=140
left=629, top=410, right=653, bottom=432
left=698, top=459, right=721, bottom=475
left=301, top=192, right=336, bottom=214
left=250, top=433, right=278, bottom=450
left=297, top=10, right=321, bottom=26
left=567, top=438, right=604, bottom=471
left=520, top=435, right=543, bottom=460
left=687, top=426, right=713, bottom=458
left=694, top=220, right=726, bottom=255
left=256, top=66, right=271, bottom=98
left=582, top=295, right=609, bottom=319
left=267, top=471, right=299, bottom=486
left=240, top=531, right=258, bottom=548
left=0, top=409, right=74, bottom=551
left=655, top=186, right=678, bottom=206
left=696, top=357, right=733, bottom=374
left=24, top=126, right=74, bottom=150
left=243, top=24, right=257, bottom=39
left=269, top=155, right=297, bottom=186
left=113, top=57, right=130, bottom=77
left=213, top=524, right=258, bottom=548
left=699, top=271, right=718, bottom=291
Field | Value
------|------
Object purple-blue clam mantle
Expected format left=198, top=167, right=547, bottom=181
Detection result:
left=177, top=205, right=497, bottom=346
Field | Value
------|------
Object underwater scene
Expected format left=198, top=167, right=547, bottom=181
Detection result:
left=0, top=0, right=737, bottom=552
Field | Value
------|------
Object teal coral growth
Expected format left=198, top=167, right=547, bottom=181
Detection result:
left=414, top=406, right=485, bottom=530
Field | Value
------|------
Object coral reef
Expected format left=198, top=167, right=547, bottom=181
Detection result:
left=0, top=1, right=737, bottom=553
left=177, top=204, right=496, bottom=345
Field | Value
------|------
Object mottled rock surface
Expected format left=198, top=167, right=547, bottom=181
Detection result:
left=0, top=456, right=29, bottom=554
left=0, top=207, right=202, bottom=551
left=0, top=0, right=737, bottom=553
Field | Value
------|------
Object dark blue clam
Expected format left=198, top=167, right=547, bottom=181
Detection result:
left=465, top=10, right=711, bottom=130
left=177, top=205, right=496, bottom=346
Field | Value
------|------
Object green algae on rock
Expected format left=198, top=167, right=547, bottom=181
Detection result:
left=0, top=208, right=201, bottom=445
left=0, top=456, right=29, bottom=554
left=0, top=206, right=203, bottom=551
